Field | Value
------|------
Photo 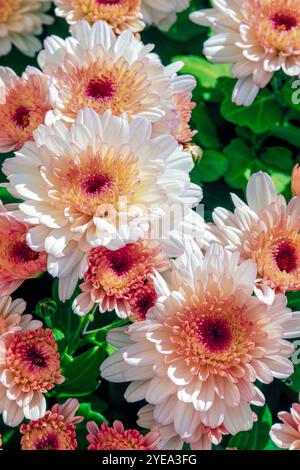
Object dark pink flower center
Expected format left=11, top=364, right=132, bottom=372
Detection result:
left=108, top=246, right=136, bottom=275
left=35, top=433, right=59, bottom=450
left=97, top=0, right=121, bottom=4
left=12, top=106, right=31, bottom=128
left=197, top=316, right=233, bottom=353
left=10, top=240, right=39, bottom=264
left=134, top=288, right=157, bottom=320
left=86, top=78, right=116, bottom=101
left=24, top=345, right=47, bottom=368
left=273, top=241, right=298, bottom=273
left=272, top=13, right=297, bottom=31
left=81, top=174, right=112, bottom=196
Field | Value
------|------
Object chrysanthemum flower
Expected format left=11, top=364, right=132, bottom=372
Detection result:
left=0, top=203, right=47, bottom=297
left=138, top=404, right=228, bottom=450
left=210, top=171, right=300, bottom=295
left=73, top=240, right=170, bottom=319
left=37, top=20, right=196, bottom=143
left=292, top=164, right=300, bottom=196
left=190, top=0, right=300, bottom=106
left=0, top=1, right=53, bottom=57
left=54, top=0, right=144, bottom=34
left=101, top=241, right=300, bottom=441
left=3, top=108, right=201, bottom=301
left=270, top=403, right=300, bottom=450
left=142, top=0, right=190, bottom=31
left=86, top=420, right=160, bottom=450
left=0, top=66, right=51, bottom=153
left=0, top=295, right=41, bottom=338
left=20, top=398, right=83, bottom=450
left=0, top=328, right=64, bottom=426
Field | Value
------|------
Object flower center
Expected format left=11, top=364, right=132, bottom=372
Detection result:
left=23, top=345, right=47, bottom=368
left=130, top=283, right=157, bottom=321
left=81, top=174, right=112, bottom=196
left=12, top=106, right=31, bottom=129
left=86, top=78, right=116, bottom=101
left=272, top=13, right=297, bottom=31
left=273, top=241, right=298, bottom=273
left=96, top=0, right=121, bottom=4
left=197, top=316, right=233, bottom=353
left=35, top=433, right=59, bottom=451
left=108, top=247, right=136, bottom=275
left=10, top=240, right=40, bottom=264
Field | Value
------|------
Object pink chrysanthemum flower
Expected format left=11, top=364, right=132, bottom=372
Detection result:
left=101, top=241, right=300, bottom=441
left=0, top=202, right=47, bottom=297
left=292, top=164, right=300, bottom=197
left=0, top=295, right=41, bottom=338
left=0, top=328, right=64, bottom=427
left=210, top=171, right=300, bottom=295
left=191, top=0, right=300, bottom=106
left=270, top=403, right=300, bottom=450
left=20, top=398, right=83, bottom=450
left=37, top=20, right=196, bottom=143
left=86, top=420, right=160, bottom=450
left=0, top=66, right=51, bottom=153
left=73, top=240, right=170, bottom=318
left=138, top=404, right=229, bottom=450
left=3, top=108, right=201, bottom=302
left=142, top=0, right=190, bottom=31
left=54, top=0, right=144, bottom=34
left=0, top=1, right=53, bottom=57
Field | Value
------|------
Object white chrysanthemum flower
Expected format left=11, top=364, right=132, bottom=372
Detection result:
left=191, top=0, right=300, bottom=106
left=101, top=240, right=300, bottom=444
left=37, top=20, right=196, bottom=144
left=3, top=109, right=202, bottom=301
left=0, top=1, right=53, bottom=57
left=142, top=0, right=190, bottom=31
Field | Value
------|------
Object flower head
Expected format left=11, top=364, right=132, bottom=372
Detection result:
left=73, top=240, right=170, bottom=318
left=20, top=399, right=83, bottom=450
left=0, top=66, right=51, bottom=153
left=210, top=171, right=300, bottom=294
left=138, top=404, right=228, bottom=450
left=101, top=241, right=300, bottom=442
left=86, top=420, right=160, bottom=450
left=54, top=0, right=144, bottom=34
left=0, top=295, right=41, bottom=338
left=38, top=20, right=196, bottom=143
left=3, top=108, right=201, bottom=301
left=0, top=328, right=64, bottom=427
left=0, top=203, right=47, bottom=297
left=142, top=0, right=190, bottom=31
left=0, top=1, right=53, bottom=57
left=270, top=403, right=300, bottom=450
left=191, top=0, right=300, bottom=106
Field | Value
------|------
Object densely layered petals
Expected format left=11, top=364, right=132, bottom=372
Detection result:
left=54, top=0, right=144, bottom=34
left=73, top=240, right=170, bottom=319
left=142, top=0, right=190, bottom=31
left=0, top=1, right=53, bottom=57
left=101, top=241, right=300, bottom=445
left=270, top=403, right=300, bottom=450
left=0, top=202, right=47, bottom=297
left=86, top=420, right=160, bottom=450
left=210, top=171, right=300, bottom=294
left=0, top=295, right=41, bottom=338
left=3, top=109, right=202, bottom=301
left=20, top=399, right=83, bottom=450
left=191, top=0, right=300, bottom=106
left=38, top=20, right=196, bottom=143
left=0, top=66, right=51, bottom=153
left=0, top=328, right=64, bottom=427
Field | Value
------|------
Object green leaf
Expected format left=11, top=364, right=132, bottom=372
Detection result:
left=78, top=402, right=107, bottom=425
left=192, top=102, right=221, bottom=149
left=56, top=346, right=105, bottom=397
left=261, top=147, right=293, bottom=173
left=270, top=125, right=300, bottom=149
left=191, top=150, right=228, bottom=183
left=172, top=55, right=231, bottom=89
left=224, top=138, right=253, bottom=189
left=220, top=78, right=281, bottom=133
left=228, top=405, right=272, bottom=450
